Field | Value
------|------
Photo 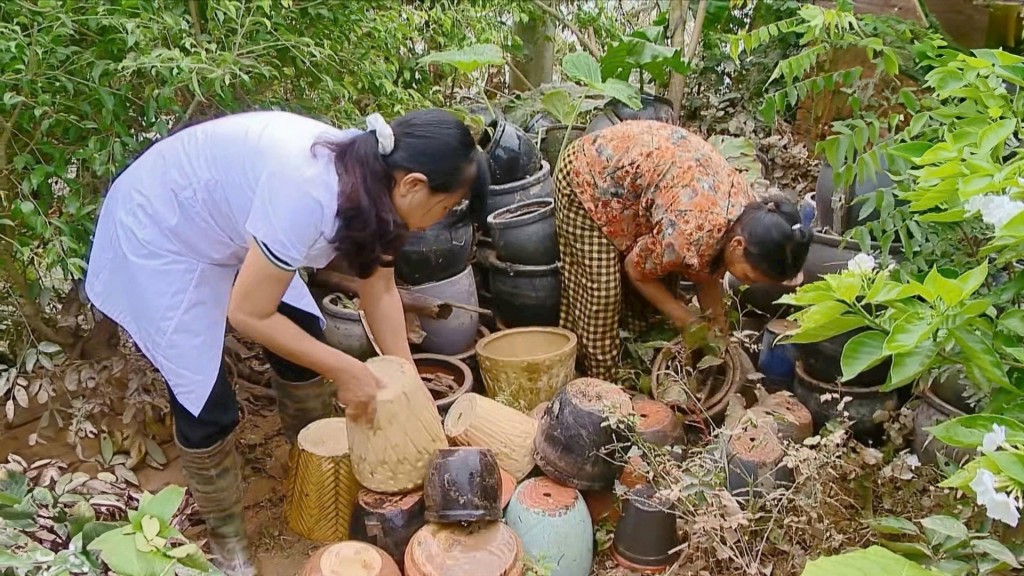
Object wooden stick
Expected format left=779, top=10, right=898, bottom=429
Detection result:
left=359, top=311, right=384, bottom=356
left=309, top=269, right=453, bottom=320
left=445, top=301, right=494, bottom=317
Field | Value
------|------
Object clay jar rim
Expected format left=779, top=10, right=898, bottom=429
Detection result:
left=650, top=338, right=740, bottom=418
left=475, top=326, right=578, bottom=362
left=321, top=293, right=361, bottom=321
left=487, top=160, right=551, bottom=195
left=412, top=353, right=473, bottom=410
left=795, top=360, right=895, bottom=395
left=479, top=250, right=560, bottom=276
left=920, top=386, right=967, bottom=419
left=486, top=198, right=554, bottom=231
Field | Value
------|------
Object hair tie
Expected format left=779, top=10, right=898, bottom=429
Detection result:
left=366, top=113, right=395, bottom=156
left=791, top=223, right=801, bottom=230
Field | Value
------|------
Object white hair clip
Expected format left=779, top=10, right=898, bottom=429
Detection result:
left=365, top=113, right=395, bottom=156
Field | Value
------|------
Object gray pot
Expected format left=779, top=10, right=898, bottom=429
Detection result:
left=486, top=198, right=558, bottom=266
left=321, top=293, right=375, bottom=361
left=486, top=255, right=561, bottom=328
left=794, top=360, right=903, bottom=446
left=408, top=266, right=480, bottom=356
left=912, top=389, right=972, bottom=467
left=477, top=161, right=553, bottom=228
left=815, top=156, right=903, bottom=233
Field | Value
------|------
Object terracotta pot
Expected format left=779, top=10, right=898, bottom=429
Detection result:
left=285, top=418, right=360, bottom=543
left=320, top=294, right=375, bottom=361
left=405, top=522, right=524, bottom=576
left=301, top=541, right=401, bottom=576
left=529, top=401, right=550, bottom=420
left=347, top=357, right=449, bottom=493
left=582, top=490, right=620, bottom=525
left=533, top=378, right=633, bottom=490
left=650, top=341, right=749, bottom=425
left=612, top=485, right=680, bottom=572
left=487, top=198, right=558, bottom=266
left=349, top=490, right=426, bottom=573
left=618, top=456, right=647, bottom=491
left=423, top=447, right=502, bottom=524
left=476, top=161, right=553, bottom=228
left=476, top=327, right=578, bottom=412
left=912, top=389, right=973, bottom=467
left=408, top=266, right=481, bottom=356
left=500, top=468, right=517, bottom=510
left=757, top=319, right=798, bottom=393
left=479, top=119, right=543, bottom=186
left=793, top=360, right=902, bottom=446
left=748, top=392, right=814, bottom=443
left=725, top=424, right=792, bottom=499
left=412, top=353, right=473, bottom=416
left=632, top=397, right=683, bottom=447
left=443, top=392, right=538, bottom=480
left=504, top=477, right=593, bottom=576
left=797, top=328, right=892, bottom=387
left=397, top=207, right=474, bottom=286
left=487, top=257, right=561, bottom=328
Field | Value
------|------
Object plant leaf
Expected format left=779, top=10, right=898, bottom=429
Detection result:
left=918, top=515, right=968, bottom=542
left=596, top=79, right=641, bottom=109
left=977, top=118, right=1016, bottom=153
left=540, top=89, right=576, bottom=125
left=987, top=452, right=1024, bottom=485
left=137, top=485, right=185, bottom=526
left=562, top=51, right=602, bottom=86
left=883, top=313, right=936, bottom=354
left=141, top=515, right=160, bottom=541
left=998, top=309, right=1024, bottom=337
left=951, top=329, right=1012, bottom=391
left=801, top=546, right=938, bottom=575
left=882, top=340, right=940, bottom=391
left=864, top=516, right=920, bottom=536
left=418, top=43, right=504, bottom=74
left=971, top=538, right=1021, bottom=568
left=925, top=414, right=1024, bottom=448
left=840, top=330, right=888, bottom=381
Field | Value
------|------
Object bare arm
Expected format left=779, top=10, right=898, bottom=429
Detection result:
left=695, top=279, right=727, bottom=333
left=353, top=263, right=414, bottom=364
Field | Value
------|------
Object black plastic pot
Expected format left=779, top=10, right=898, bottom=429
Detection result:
left=611, top=485, right=680, bottom=571
left=797, top=328, right=892, bottom=387
left=478, top=119, right=543, bottom=186
left=486, top=198, right=558, bottom=266
left=477, top=161, right=553, bottom=229
left=584, top=110, right=620, bottom=134
left=396, top=206, right=474, bottom=285
left=423, top=447, right=502, bottom=524
left=608, top=93, right=676, bottom=124
left=534, top=378, right=633, bottom=491
left=349, top=490, right=427, bottom=572
left=793, top=360, right=903, bottom=446
left=487, top=257, right=561, bottom=328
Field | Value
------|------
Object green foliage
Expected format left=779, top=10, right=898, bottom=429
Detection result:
left=801, top=546, right=941, bottom=575
left=419, top=43, right=505, bottom=74
left=600, top=26, right=689, bottom=88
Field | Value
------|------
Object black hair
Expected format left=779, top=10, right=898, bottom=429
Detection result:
left=727, top=195, right=813, bottom=281
left=318, top=108, right=489, bottom=279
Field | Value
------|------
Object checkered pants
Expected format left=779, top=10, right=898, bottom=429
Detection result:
left=555, top=144, right=664, bottom=382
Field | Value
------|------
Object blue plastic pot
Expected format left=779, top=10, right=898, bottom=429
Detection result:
left=758, top=319, right=798, bottom=392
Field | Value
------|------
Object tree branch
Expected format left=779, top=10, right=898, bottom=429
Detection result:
left=188, top=0, right=203, bottom=40
left=0, top=243, right=74, bottom=346
left=531, top=0, right=601, bottom=59
left=685, top=0, right=709, bottom=62
left=666, top=0, right=688, bottom=115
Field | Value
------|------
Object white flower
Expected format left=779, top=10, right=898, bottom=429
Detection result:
left=971, top=469, right=1021, bottom=527
left=847, top=253, right=877, bottom=274
left=981, top=424, right=1007, bottom=455
left=963, top=194, right=1024, bottom=230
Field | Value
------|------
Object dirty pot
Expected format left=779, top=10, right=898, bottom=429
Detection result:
left=302, top=541, right=401, bottom=576
left=320, top=293, right=375, bottom=361
left=584, top=110, right=620, bottom=134
left=412, top=353, right=473, bottom=416
left=486, top=198, right=558, bottom=266
left=815, top=156, right=900, bottom=234
left=477, top=160, right=553, bottom=228
left=608, top=93, right=676, bottom=124
left=475, top=326, right=578, bottom=412
left=479, top=119, right=543, bottom=186
left=407, top=265, right=480, bottom=356
left=504, top=477, right=593, bottom=576
left=349, top=490, right=427, bottom=573
left=405, top=522, right=525, bottom=576
left=650, top=340, right=748, bottom=425
left=424, top=447, right=503, bottom=524
left=611, top=485, right=680, bottom=573
left=912, top=388, right=973, bottom=467
left=793, top=360, right=902, bottom=446
left=536, top=124, right=587, bottom=168
left=487, top=257, right=561, bottom=327
left=396, top=204, right=474, bottom=285
left=797, top=328, right=892, bottom=387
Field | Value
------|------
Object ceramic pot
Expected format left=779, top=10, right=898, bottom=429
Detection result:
left=349, top=490, right=426, bottom=573
left=505, top=477, right=593, bottom=576
left=631, top=396, right=684, bottom=447
left=405, top=522, right=524, bottom=576
left=815, top=156, right=900, bottom=233
left=477, top=161, right=553, bottom=228
left=476, top=327, right=578, bottom=412
left=487, top=257, right=561, bottom=327
left=285, top=418, right=360, bottom=542
left=582, top=490, right=620, bottom=525
left=725, top=423, right=792, bottom=499
left=529, top=401, right=550, bottom=420
left=424, top=447, right=502, bottom=523
left=608, top=93, right=676, bottom=124
left=747, top=392, right=814, bottom=444
left=912, top=388, right=973, bottom=467
left=321, top=294, right=375, bottom=361
left=758, top=319, right=799, bottom=392
left=793, top=360, right=902, bottom=446
left=584, top=110, right=620, bottom=134
left=347, top=357, right=449, bottom=493
left=466, top=103, right=502, bottom=130
left=800, top=193, right=816, bottom=228
left=413, top=353, right=473, bottom=416
left=930, top=370, right=975, bottom=414
left=479, top=119, right=543, bottom=186
left=650, top=341, right=749, bottom=425
left=534, top=378, right=633, bottom=491
left=536, top=124, right=587, bottom=168
left=500, top=468, right=517, bottom=510
left=301, top=541, right=401, bottom=576
left=797, top=328, right=891, bottom=387
left=524, top=112, right=557, bottom=135
left=612, top=485, right=680, bottom=572
left=397, top=206, right=474, bottom=285
left=444, top=392, right=539, bottom=480
left=486, top=198, right=558, bottom=266
left=408, top=265, right=480, bottom=356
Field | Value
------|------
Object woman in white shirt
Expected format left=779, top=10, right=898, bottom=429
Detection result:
left=84, top=109, right=487, bottom=575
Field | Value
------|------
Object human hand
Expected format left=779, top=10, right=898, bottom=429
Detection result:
left=328, top=362, right=381, bottom=425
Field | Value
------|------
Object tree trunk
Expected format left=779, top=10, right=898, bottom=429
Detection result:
left=666, top=0, right=689, bottom=115
left=511, top=1, right=555, bottom=92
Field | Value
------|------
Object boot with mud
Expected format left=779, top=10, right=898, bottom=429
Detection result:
left=271, top=373, right=336, bottom=444
left=177, top=432, right=260, bottom=576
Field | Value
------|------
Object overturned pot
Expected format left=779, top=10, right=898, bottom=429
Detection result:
left=611, top=485, right=680, bottom=573
left=424, top=447, right=503, bottom=524
left=321, top=293, right=375, bottom=361
left=349, top=490, right=427, bottom=573
left=486, top=198, right=558, bottom=266
left=479, top=119, right=543, bottom=186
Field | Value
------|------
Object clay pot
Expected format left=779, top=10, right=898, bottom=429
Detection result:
left=302, top=541, right=401, bottom=576
left=608, top=93, right=676, bottom=124
left=529, top=401, right=550, bottom=420
left=424, top=447, right=502, bottom=523
left=285, top=418, right=360, bottom=542
left=349, top=490, right=426, bottom=573
left=500, top=468, right=517, bottom=510
left=793, top=360, right=902, bottom=446
left=487, top=257, right=561, bottom=328
left=533, top=378, right=633, bottom=490
left=397, top=207, right=474, bottom=286
left=757, top=319, right=799, bottom=393
left=582, top=490, right=620, bottom=525
left=632, top=397, right=684, bottom=447
left=584, top=110, right=620, bottom=134
left=408, top=265, right=481, bottom=356
left=612, top=485, right=680, bottom=572
left=504, top=477, right=593, bottom=576
left=466, top=103, right=502, bottom=131
left=536, top=124, right=587, bottom=168
left=930, top=370, right=976, bottom=414
left=650, top=341, right=749, bottom=424
left=405, top=522, right=524, bottom=576
left=524, top=112, right=557, bottom=134
left=726, top=423, right=792, bottom=499
left=347, top=357, right=449, bottom=493
left=798, top=328, right=892, bottom=387
left=412, top=353, right=473, bottom=415
left=479, top=119, right=543, bottom=186
left=321, top=294, right=375, bottom=361
left=486, top=199, right=558, bottom=266
left=477, top=161, right=553, bottom=229
left=452, top=326, right=490, bottom=395
left=475, top=327, right=578, bottom=413
left=444, top=392, right=539, bottom=480
left=912, top=388, right=973, bottom=467
left=748, top=392, right=814, bottom=444
left=618, top=456, right=648, bottom=491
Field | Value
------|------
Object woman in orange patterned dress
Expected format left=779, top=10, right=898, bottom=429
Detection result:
left=555, top=120, right=812, bottom=382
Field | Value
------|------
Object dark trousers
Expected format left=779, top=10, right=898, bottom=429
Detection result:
left=169, top=302, right=324, bottom=450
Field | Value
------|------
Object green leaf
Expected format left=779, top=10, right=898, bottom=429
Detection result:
left=841, top=331, right=888, bottom=381
left=69, top=501, right=96, bottom=537
left=595, top=79, right=641, bottom=110
left=924, top=267, right=966, bottom=306
left=988, top=452, right=1024, bottom=485
left=925, top=414, right=1024, bottom=448
left=956, top=263, right=989, bottom=301
left=793, top=301, right=849, bottom=329
left=883, top=341, right=940, bottom=390
left=887, top=141, right=933, bottom=159
left=81, top=521, right=123, bottom=549
left=951, top=329, right=1012, bottom=391
left=998, top=309, right=1024, bottom=337
left=864, top=516, right=920, bottom=536
left=540, top=90, right=576, bottom=125
left=141, top=515, right=160, bottom=541
left=418, top=44, right=504, bottom=74
left=879, top=540, right=936, bottom=561
left=562, top=52, right=602, bottom=86
left=919, top=515, right=968, bottom=542
left=801, top=546, right=939, bottom=576
left=785, top=316, right=867, bottom=345
left=977, top=118, right=1016, bottom=153
left=883, top=313, right=936, bottom=354
left=971, top=539, right=1022, bottom=568
left=136, top=485, right=185, bottom=526
left=825, top=274, right=862, bottom=304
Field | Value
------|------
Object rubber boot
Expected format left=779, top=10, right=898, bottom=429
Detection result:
left=271, top=374, right=336, bottom=444
left=177, top=432, right=260, bottom=576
